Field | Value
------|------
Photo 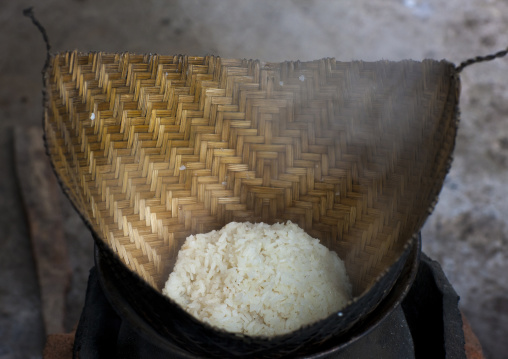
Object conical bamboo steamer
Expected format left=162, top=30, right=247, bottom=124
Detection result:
left=43, top=51, right=459, bottom=357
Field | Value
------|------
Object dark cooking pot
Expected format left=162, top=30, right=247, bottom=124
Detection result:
left=93, top=234, right=421, bottom=358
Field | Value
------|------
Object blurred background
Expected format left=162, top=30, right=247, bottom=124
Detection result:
left=1, top=0, right=507, bottom=358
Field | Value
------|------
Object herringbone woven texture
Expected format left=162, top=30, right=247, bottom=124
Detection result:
left=43, top=52, right=458, bottom=353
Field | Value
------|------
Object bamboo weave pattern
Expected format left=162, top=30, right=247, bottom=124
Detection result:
left=44, top=52, right=458, bottom=298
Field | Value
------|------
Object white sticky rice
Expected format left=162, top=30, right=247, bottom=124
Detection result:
left=162, top=221, right=352, bottom=336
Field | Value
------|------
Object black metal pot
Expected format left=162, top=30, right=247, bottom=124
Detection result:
left=92, top=235, right=421, bottom=358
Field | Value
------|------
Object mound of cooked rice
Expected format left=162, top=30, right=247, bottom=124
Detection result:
left=162, top=221, right=352, bottom=336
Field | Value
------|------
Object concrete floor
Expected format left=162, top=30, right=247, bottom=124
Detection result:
left=1, top=1, right=507, bottom=358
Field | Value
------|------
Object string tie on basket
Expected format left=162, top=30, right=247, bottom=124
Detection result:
left=456, top=47, right=508, bottom=73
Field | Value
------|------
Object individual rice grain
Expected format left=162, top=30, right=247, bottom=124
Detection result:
left=162, top=221, right=352, bottom=336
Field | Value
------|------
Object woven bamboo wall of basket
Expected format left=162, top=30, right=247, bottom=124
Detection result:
left=44, top=51, right=458, bottom=300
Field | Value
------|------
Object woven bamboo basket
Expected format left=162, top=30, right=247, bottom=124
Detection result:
left=43, top=51, right=459, bottom=357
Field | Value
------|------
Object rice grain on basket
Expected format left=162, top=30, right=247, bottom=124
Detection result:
left=163, top=221, right=352, bottom=336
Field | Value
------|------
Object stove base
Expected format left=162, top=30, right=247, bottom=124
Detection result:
left=73, top=254, right=466, bottom=358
